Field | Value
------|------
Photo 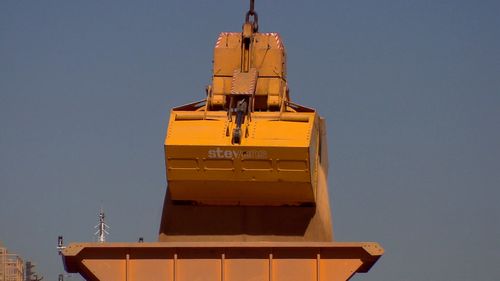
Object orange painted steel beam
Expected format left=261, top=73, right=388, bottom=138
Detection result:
left=62, top=242, right=383, bottom=281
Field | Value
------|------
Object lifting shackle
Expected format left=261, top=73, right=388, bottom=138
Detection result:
left=245, top=0, right=259, bottom=32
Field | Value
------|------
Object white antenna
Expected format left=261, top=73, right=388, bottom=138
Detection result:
left=94, top=207, right=110, bottom=242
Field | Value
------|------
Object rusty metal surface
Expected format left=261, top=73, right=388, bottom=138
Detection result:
left=62, top=242, right=383, bottom=281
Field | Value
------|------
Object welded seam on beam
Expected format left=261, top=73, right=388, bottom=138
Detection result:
left=269, top=253, right=273, bottom=281
left=125, top=253, right=130, bottom=281
left=221, top=253, right=225, bottom=281
left=173, top=253, right=177, bottom=281
left=316, top=253, right=321, bottom=281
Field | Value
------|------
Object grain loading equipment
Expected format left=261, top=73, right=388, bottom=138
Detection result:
left=61, top=2, right=383, bottom=280
left=165, top=28, right=319, bottom=206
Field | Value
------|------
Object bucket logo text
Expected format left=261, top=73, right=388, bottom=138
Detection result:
left=208, top=148, right=268, bottom=160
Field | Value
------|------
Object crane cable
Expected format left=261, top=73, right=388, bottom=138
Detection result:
left=245, top=0, right=259, bottom=32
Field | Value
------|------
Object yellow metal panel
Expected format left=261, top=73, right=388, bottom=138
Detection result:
left=203, top=159, right=234, bottom=170
left=252, top=33, right=286, bottom=77
left=253, top=48, right=285, bottom=77
left=168, top=181, right=314, bottom=206
left=165, top=110, right=319, bottom=205
left=168, top=159, right=198, bottom=170
left=267, top=78, right=281, bottom=94
left=247, top=119, right=312, bottom=146
left=212, top=76, right=225, bottom=95
left=241, top=159, right=272, bottom=170
left=277, top=160, right=308, bottom=171
left=213, top=33, right=242, bottom=76
left=167, top=116, right=228, bottom=146
left=254, top=77, right=269, bottom=96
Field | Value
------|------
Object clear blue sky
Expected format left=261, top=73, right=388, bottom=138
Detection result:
left=1, top=1, right=499, bottom=280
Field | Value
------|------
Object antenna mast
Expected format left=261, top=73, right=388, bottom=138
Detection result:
left=94, top=208, right=109, bottom=242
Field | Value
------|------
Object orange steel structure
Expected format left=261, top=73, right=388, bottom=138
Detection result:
left=62, top=242, right=382, bottom=281
left=61, top=2, right=383, bottom=280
